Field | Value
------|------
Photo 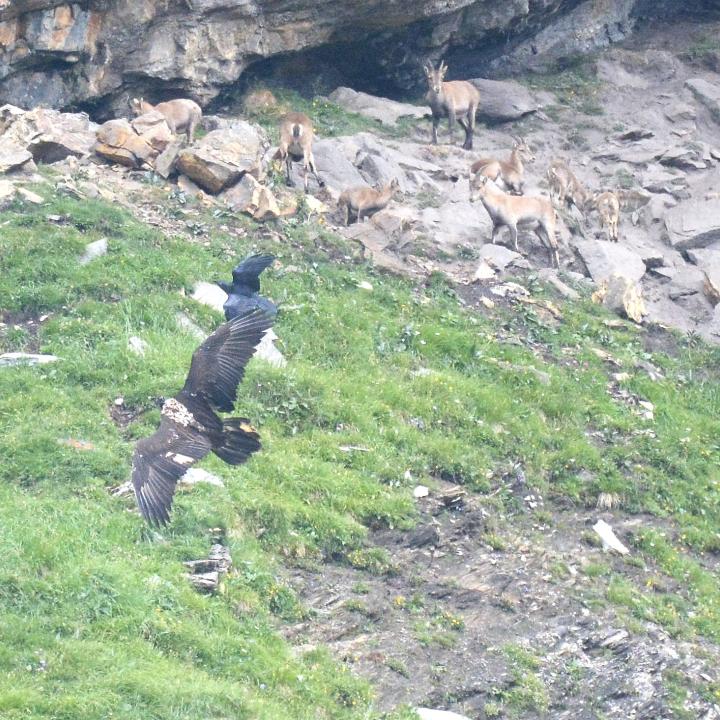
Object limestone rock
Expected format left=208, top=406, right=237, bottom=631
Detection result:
left=479, top=243, right=522, bottom=271
left=221, top=174, right=284, bottom=220
left=94, top=119, right=156, bottom=168
left=0, top=140, right=35, bottom=173
left=191, top=282, right=227, bottom=314
left=686, top=78, right=720, bottom=124
left=593, top=274, right=646, bottom=323
left=0, top=104, right=96, bottom=163
left=469, top=78, right=538, bottom=123
left=0, top=352, right=60, bottom=366
left=575, top=240, right=646, bottom=283
left=130, top=111, right=173, bottom=154
left=79, top=238, right=108, bottom=265
left=176, top=124, right=266, bottom=194
left=664, top=199, right=720, bottom=250
left=329, top=87, right=426, bottom=127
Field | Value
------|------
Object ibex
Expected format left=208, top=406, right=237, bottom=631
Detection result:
left=423, top=60, right=481, bottom=150
left=273, top=112, right=324, bottom=192
left=546, top=159, right=591, bottom=212
left=470, top=138, right=534, bottom=194
left=130, top=97, right=202, bottom=143
left=338, top=178, right=400, bottom=225
left=470, top=175, right=559, bottom=267
left=594, top=190, right=620, bottom=242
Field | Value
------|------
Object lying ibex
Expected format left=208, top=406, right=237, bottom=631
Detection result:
left=273, top=112, right=324, bottom=192
left=424, top=60, right=481, bottom=150
left=470, top=175, right=559, bottom=267
left=594, top=190, right=620, bottom=242
left=470, top=139, right=534, bottom=194
left=130, top=97, right=202, bottom=143
left=546, top=159, right=590, bottom=212
left=338, top=178, right=400, bottom=225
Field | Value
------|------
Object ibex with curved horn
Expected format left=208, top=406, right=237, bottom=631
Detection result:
left=423, top=60, right=481, bottom=150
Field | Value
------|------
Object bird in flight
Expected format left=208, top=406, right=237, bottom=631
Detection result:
left=217, top=254, right=277, bottom=320
left=131, top=307, right=273, bottom=525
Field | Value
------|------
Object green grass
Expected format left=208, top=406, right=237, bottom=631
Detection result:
left=2, top=188, right=720, bottom=716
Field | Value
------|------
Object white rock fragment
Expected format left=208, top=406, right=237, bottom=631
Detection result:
left=357, top=280, right=373, bottom=291
left=79, top=237, right=108, bottom=265
left=179, top=468, right=225, bottom=488
left=416, top=709, right=472, bottom=720
left=17, top=187, right=44, bottom=204
left=473, top=260, right=495, bottom=281
left=175, top=312, right=206, bottom=340
left=191, top=281, right=227, bottom=313
left=413, top=485, right=429, bottom=499
left=128, top=336, right=148, bottom=356
left=254, top=328, right=287, bottom=368
left=0, top=352, right=59, bottom=366
left=593, top=519, right=630, bottom=555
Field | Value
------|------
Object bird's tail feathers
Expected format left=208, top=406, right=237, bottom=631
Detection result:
left=213, top=417, right=261, bottom=465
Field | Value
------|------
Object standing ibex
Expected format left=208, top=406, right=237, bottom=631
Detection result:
left=470, top=175, right=559, bottom=267
left=338, top=178, right=400, bottom=225
left=470, top=139, right=534, bottom=194
left=594, top=190, right=620, bottom=242
left=273, top=112, right=324, bottom=192
left=130, top=97, right=202, bottom=143
left=424, top=61, right=481, bottom=151
left=546, top=159, right=591, bottom=212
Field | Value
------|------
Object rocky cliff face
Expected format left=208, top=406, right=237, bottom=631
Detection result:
left=0, top=0, right=715, bottom=116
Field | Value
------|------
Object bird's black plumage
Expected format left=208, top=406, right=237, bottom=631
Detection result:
left=131, top=307, right=274, bottom=525
left=218, top=254, right=278, bottom=321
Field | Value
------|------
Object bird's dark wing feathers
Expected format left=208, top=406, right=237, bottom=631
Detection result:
left=231, top=254, right=275, bottom=293
left=183, top=307, right=274, bottom=412
left=131, top=419, right=212, bottom=525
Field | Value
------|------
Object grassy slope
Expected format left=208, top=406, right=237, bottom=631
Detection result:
left=1, top=183, right=720, bottom=718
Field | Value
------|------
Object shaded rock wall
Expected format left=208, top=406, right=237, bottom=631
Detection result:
left=0, top=0, right=716, bottom=116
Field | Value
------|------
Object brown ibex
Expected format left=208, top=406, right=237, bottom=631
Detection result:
left=423, top=60, right=481, bottom=150
left=546, top=159, right=591, bottom=212
left=470, top=138, right=534, bottom=194
left=470, top=175, right=559, bottom=267
left=130, top=97, right=202, bottom=143
left=338, top=178, right=400, bottom=225
left=594, top=190, right=620, bottom=242
left=273, top=112, right=324, bottom=192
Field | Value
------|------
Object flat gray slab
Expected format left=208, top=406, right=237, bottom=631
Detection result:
left=575, top=239, right=646, bottom=283
left=664, top=198, right=720, bottom=250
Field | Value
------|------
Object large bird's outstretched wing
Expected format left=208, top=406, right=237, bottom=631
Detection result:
left=131, top=418, right=212, bottom=525
left=183, top=307, right=274, bottom=412
left=231, top=254, right=275, bottom=293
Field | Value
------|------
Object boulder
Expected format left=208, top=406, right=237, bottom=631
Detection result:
left=154, top=138, right=184, bottom=179
left=479, top=243, right=522, bottom=271
left=0, top=140, right=35, bottom=173
left=94, top=119, right=156, bottom=168
left=593, top=274, right=646, bottom=323
left=221, top=174, right=286, bottom=220
left=575, top=240, right=646, bottom=283
left=176, top=123, right=266, bottom=194
left=0, top=104, right=96, bottom=163
left=664, top=199, right=720, bottom=250
left=311, top=138, right=366, bottom=196
left=329, top=87, right=426, bottom=127
left=130, top=111, right=173, bottom=154
left=640, top=168, right=688, bottom=196
left=470, top=78, right=538, bottom=123
left=686, top=78, right=720, bottom=124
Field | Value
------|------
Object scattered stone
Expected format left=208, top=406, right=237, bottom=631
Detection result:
left=413, top=485, right=429, bottom=499
left=185, top=543, right=232, bottom=593
left=616, top=127, right=654, bottom=141
left=469, top=78, right=538, bottom=123
left=537, top=268, right=581, bottom=300
left=0, top=353, right=59, bottom=367
left=221, top=174, right=284, bottom=220
left=593, top=519, right=630, bottom=555
left=406, top=524, right=441, bottom=548
left=16, top=187, right=44, bottom=204
left=94, top=119, right=157, bottom=168
left=357, top=280, right=373, bottom=291
left=329, top=87, right=426, bottom=127
left=79, top=238, right=108, bottom=265
left=176, top=123, right=266, bottom=194
left=191, top=281, right=227, bottom=313
left=664, top=198, right=720, bottom=250
left=575, top=240, right=646, bottom=283
left=479, top=243, right=522, bottom=271
left=179, top=468, right=225, bottom=488
left=704, top=268, right=720, bottom=306
left=177, top=174, right=204, bottom=198
left=128, top=336, right=148, bottom=356
left=176, top=312, right=206, bottom=340
left=154, top=138, right=184, bottom=179
left=0, top=179, right=16, bottom=205
left=658, top=145, right=706, bottom=171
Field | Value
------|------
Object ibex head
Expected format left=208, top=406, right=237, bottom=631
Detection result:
left=129, top=97, right=144, bottom=116
left=513, top=137, right=535, bottom=162
left=423, top=60, right=448, bottom=94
